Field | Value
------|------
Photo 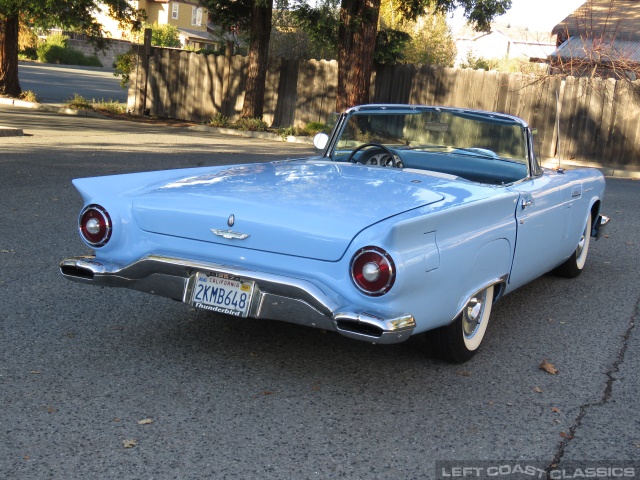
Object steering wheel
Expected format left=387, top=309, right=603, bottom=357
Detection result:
left=346, top=142, right=401, bottom=168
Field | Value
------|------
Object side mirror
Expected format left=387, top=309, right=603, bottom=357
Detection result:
left=313, top=132, right=329, bottom=150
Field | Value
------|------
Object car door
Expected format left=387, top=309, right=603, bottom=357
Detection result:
left=506, top=173, right=569, bottom=291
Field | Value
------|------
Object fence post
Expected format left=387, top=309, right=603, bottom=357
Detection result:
left=135, top=28, right=152, bottom=116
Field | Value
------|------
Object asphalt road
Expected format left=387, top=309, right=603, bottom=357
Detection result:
left=1, top=106, right=639, bottom=479
left=17, top=62, right=127, bottom=105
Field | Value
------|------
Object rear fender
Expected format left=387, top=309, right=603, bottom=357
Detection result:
left=455, top=239, right=512, bottom=317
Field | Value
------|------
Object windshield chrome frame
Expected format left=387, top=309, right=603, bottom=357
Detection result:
left=321, top=104, right=535, bottom=182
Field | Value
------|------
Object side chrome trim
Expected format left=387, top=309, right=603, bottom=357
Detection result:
left=60, top=254, right=416, bottom=344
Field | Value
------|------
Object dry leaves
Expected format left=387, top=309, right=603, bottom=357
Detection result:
left=532, top=387, right=543, bottom=393
left=123, top=439, right=137, bottom=449
left=539, top=359, right=559, bottom=375
left=551, top=407, right=561, bottom=414
left=560, top=431, right=574, bottom=440
left=137, top=418, right=153, bottom=425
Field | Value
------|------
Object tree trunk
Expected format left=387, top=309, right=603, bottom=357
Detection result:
left=336, top=0, right=381, bottom=112
left=240, top=1, right=272, bottom=119
left=0, top=14, right=21, bottom=97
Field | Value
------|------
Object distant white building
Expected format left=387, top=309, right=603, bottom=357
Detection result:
left=453, top=22, right=557, bottom=66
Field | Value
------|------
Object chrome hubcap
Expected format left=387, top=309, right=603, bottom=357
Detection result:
left=463, top=291, right=486, bottom=338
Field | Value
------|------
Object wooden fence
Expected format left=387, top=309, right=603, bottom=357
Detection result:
left=128, top=46, right=640, bottom=169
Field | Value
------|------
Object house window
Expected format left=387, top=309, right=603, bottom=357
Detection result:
left=171, top=3, right=179, bottom=20
left=191, top=7, right=203, bottom=26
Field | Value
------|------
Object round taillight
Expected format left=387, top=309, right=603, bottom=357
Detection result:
left=350, top=247, right=396, bottom=296
left=79, top=204, right=112, bottom=247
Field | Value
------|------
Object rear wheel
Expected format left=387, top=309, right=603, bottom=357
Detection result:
left=427, top=285, right=495, bottom=363
left=554, top=214, right=592, bottom=278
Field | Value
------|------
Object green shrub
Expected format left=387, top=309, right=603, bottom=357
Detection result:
left=209, top=113, right=231, bottom=128
left=36, top=34, right=102, bottom=67
left=93, top=99, right=127, bottom=115
left=36, top=33, right=66, bottom=62
left=19, top=90, right=39, bottom=103
left=114, top=51, right=135, bottom=89
left=277, top=125, right=303, bottom=139
left=277, top=122, right=331, bottom=139
left=132, top=23, right=181, bottom=48
left=235, top=117, right=268, bottom=132
left=65, top=93, right=93, bottom=110
left=18, top=47, right=37, bottom=60
left=304, top=121, right=330, bottom=136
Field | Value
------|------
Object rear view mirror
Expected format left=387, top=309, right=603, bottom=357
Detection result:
left=424, top=122, right=449, bottom=132
left=313, top=133, right=329, bottom=150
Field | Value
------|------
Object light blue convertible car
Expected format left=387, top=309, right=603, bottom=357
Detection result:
left=60, top=104, right=608, bottom=362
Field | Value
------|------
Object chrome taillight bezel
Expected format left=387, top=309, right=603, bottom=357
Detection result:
left=350, top=246, right=396, bottom=296
left=78, top=204, right=112, bottom=247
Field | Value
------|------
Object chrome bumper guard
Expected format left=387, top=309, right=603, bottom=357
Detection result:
left=60, top=255, right=415, bottom=344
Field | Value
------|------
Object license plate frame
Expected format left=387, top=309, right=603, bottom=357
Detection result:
left=189, top=271, right=255, bottom=317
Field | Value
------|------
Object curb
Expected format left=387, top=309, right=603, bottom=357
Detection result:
left=0, top=96, right=107, bottom=119
left=0, top=125, right=24, bottom=137
left=186, top=124, right=315, bottom=145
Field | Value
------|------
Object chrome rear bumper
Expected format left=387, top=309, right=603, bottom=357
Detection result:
left=60, top=255, right=415, bottom=344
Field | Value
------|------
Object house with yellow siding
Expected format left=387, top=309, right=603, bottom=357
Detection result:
left=97, top=0, right=216, bottom=49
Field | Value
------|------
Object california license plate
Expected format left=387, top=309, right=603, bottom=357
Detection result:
left=190, top=272, right=254, bottom=317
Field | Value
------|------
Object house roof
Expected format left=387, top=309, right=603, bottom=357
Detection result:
left=454, top=22, right=556, bottom=46
left=178, top=28, right=219, bottom=45
left=552, top=0, right=640, bottom=41
left=552, top=35, right=640, bottom=64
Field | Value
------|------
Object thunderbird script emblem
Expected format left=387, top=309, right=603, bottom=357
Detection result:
left=211, top=228, right=250, bottom=240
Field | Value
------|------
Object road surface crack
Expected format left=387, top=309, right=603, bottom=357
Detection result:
left=546, top=293, right=639, bottom=477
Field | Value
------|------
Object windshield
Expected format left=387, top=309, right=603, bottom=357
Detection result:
left=335, top=110, right=527, bottom=161
left=328, top=108, right=530, bottom=185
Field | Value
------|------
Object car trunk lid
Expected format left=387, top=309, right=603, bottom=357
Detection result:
left=132, top=162, right=444, bottom=261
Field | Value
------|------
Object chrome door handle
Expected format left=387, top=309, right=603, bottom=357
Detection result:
left=521, top=199, right=533, bottom=209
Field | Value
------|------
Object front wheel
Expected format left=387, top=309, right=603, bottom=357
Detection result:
left=554, top=213, right=592, bottom=278
left=426, top=285, right=495, bottom=363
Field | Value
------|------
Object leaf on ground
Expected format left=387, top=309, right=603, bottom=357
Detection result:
left=539, top=359, right=558, bottom=375
left=456, top=371, right=471, bottom=377
left=30, top=370, right=41, bottom=375
left=532, top=387, right=543, bottom=393
left=261, top=391, right=273, bottom=396
left=551, top=407, right=561, bottom=414
left=137, top=418, right=153, bottom=425
left=123, top=439, right=138, bottom=448
left=559, top=431, right=573, bottom=439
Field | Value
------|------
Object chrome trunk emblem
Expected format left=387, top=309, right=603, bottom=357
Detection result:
left=227, top=214, right=235, bottom=227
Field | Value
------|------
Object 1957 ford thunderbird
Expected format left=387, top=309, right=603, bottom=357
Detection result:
left=60, top=104, right=608, bottom=363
